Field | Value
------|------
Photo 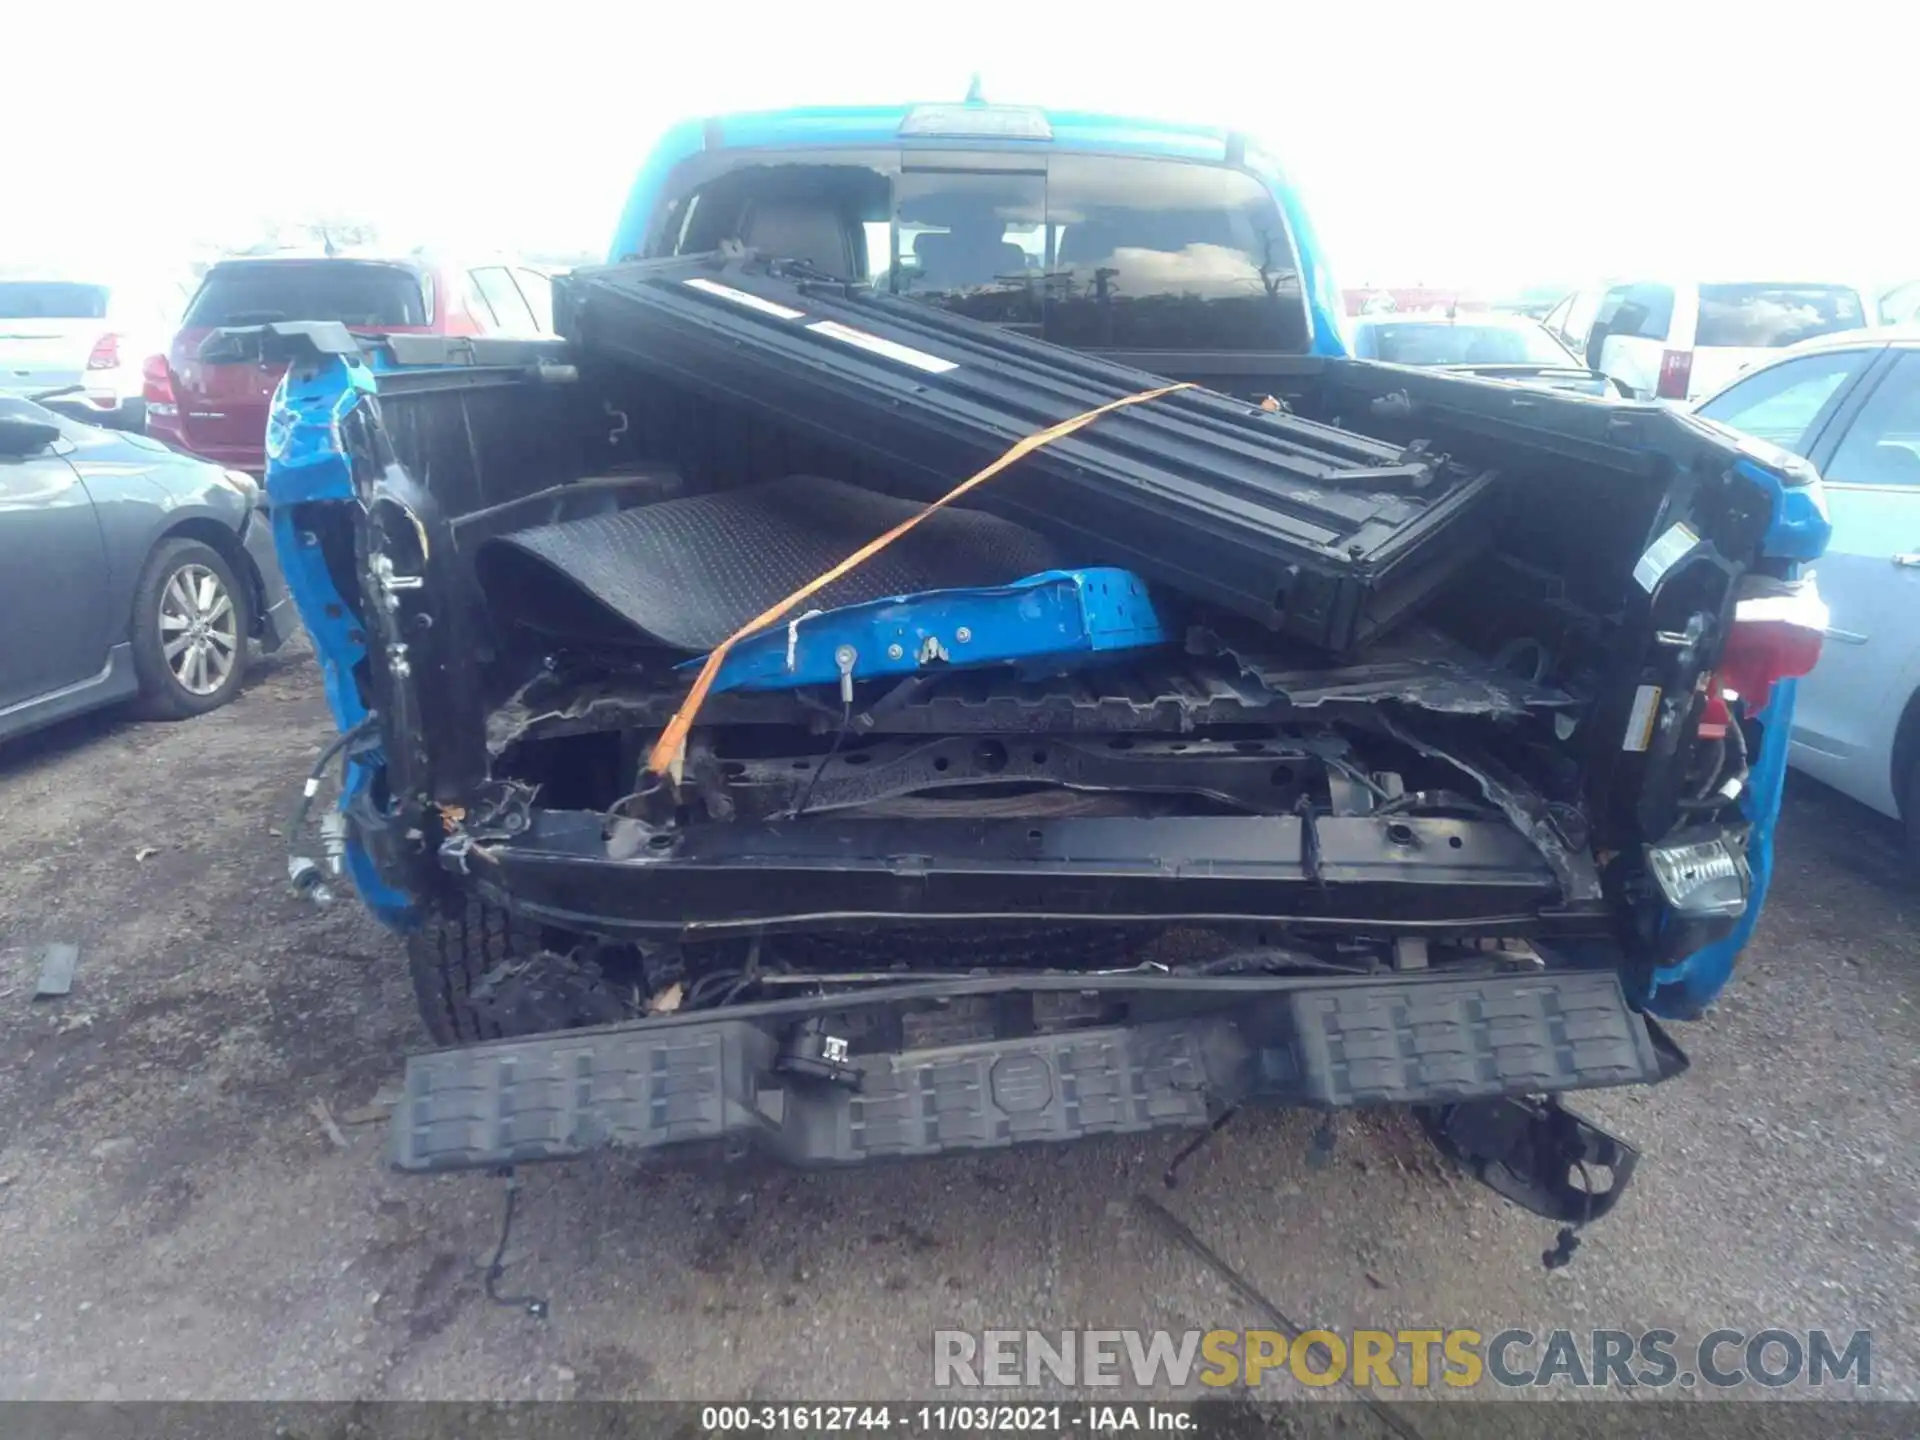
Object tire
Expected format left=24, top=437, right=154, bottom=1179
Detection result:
left=129, top=538, right=253, bottom=720
left=1903, top=758, right=1920, bottom=871
left=407, top=896, right=544, bottom=1045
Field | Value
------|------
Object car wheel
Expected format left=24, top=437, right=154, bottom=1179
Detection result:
left=130, top=538, right=253, bottom=720
left=1904, top=757, right=1920, bottom=870
left=407, top=896, right=543, bottom=1045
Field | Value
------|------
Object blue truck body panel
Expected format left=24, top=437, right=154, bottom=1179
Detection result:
left=692, top=568, right=1171, bottom=696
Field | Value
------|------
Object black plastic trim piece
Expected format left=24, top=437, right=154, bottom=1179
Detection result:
left=390, top=969, right=1666, bottom=1173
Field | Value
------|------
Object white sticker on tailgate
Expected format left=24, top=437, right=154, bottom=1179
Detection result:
left=1633, top=521, right=1699, bottom=593
left=805, top=320, right=958, bottom=373
left=682, top=277, right=806, bottom=320
left=1621, top=684, right=1662, bottom=753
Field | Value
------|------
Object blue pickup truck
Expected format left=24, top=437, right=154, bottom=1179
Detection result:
left=254, top=100, right=1829, bottom=1245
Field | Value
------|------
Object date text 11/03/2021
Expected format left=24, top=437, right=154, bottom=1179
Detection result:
left=700, top=1405, right=1191, bottom=1432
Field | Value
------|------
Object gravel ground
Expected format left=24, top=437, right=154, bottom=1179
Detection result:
left=0, top=647, right=1914, bottom=1411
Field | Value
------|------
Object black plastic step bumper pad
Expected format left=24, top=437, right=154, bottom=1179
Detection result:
left=391, top=970, right=1664, bottom=1172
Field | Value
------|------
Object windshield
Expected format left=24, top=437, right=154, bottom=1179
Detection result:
left=0, top=282, right=110, bottom=320
left=655, top=151, right=1308, bottom=353
left=1358, top=320, right=1574, bottom=367
left=183, top=263, right=429, bottom=328
left=1694, top=284, right=1865, bottom=348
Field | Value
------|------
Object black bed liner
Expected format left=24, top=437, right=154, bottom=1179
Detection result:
left=555, top=255, right=1500, bottom=654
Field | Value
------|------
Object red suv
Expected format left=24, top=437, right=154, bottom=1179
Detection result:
left=145, top=254, right=552, bottom=473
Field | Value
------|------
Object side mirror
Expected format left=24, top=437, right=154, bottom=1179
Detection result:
left=0, top=414, right=61, bottom=458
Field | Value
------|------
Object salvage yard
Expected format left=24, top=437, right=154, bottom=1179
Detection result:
left=0, top=645, right=1913, bottom=1404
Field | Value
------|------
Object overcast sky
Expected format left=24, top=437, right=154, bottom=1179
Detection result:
left=9, top=1, right=1913, bottom=290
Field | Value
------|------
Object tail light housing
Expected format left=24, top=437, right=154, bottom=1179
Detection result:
left=1647, top=831, right=1752, bottom=917
left=1655, top=348, right=1693, bottom=400
left=1716, top=577, right=1827, bottom=715
left=86, top=333, right=123, bottom=371
left=142, top=354, right=177, bottom=416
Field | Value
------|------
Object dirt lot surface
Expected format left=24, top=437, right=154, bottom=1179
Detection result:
left=1, top=647, right=1915, bottom=1411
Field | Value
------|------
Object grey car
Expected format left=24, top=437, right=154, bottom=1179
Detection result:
left=0, top=394, right=294, bottom=743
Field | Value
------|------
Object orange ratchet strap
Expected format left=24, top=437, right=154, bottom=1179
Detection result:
left=646, top=379, right=1196, bottom=780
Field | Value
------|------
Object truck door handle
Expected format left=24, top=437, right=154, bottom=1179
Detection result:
left=1896, top=553, right=1920, bottom=568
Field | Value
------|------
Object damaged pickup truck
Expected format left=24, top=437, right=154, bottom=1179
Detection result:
left=251, top=102, right=1830, bottom=1241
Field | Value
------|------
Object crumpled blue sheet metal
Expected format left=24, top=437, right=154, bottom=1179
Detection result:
left=690, top=568, right=1170, bottom=695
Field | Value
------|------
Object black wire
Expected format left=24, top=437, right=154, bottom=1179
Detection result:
left=484, top=1171, right=548, bottom=1319
left=1675, top=714, right=1751, bottom=812
left=789, top=698, right=854, bottom=819
left=1134, top=1195, right=1425, bottom=1440
left=286, top=714, right=377, bottom=849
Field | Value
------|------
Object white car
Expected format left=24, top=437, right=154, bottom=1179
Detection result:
left=1692, top=328, right=1920, bottom=856
left=1543, top=280, right=1872, bottom=404
left=0, top=274, right=188, bottom=430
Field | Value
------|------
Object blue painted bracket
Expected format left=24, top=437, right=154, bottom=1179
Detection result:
left=688, top=568, right=1169, bottom=695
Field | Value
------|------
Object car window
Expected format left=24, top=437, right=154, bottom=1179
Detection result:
left=1825, top=351, right=1920, bottom=487
left=1877, top=280, right=1920, bottom=327
left=1695, top=284, right=1866, bottom=349
left=1595, top=283, right=1674, bottom=342
left=0, top=282, right=111, bottom=319
left=1695, top=349, right=1869, bottom=454
left=660, top=149, right=1310, bottom=353
left=183, top=263, right=428, bottom=327
left=1042, top=154, right=1306, bottom=352
left=514, top=269, right=554, bottom=333
left=471, top=267, right=538, bottom=333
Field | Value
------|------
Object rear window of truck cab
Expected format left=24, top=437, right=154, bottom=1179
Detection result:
left=646, top=151, right=1310, bottom=354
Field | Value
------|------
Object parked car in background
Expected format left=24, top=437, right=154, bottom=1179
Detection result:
left=0, top=393, right=293, bottom=744
left=147, top=252, right=554, bottom=473
left=1341, top=285, right=1488, bottom=318
left=1543, top=280, right=1872, bottom=404
left=1349, top=310, right=1628, bottom=395
left=0, top=274, right=187, bottom=431
left=1490, top=283, right=1576, bottom=320
left=1693, top=328, right=1920, bottom=858
left=1876, top=280, right=1920, bottom=327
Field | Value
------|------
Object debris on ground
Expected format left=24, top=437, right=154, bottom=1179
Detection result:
left=32, top=943, right=79, bottom=999
left=340, top=1082, right=406, bottom=1126
left=134, top=846, right=159, bottom=863
left=308, top=1097, right=350, bottom=1150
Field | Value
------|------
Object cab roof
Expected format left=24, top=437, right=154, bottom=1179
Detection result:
left=686, top=101, right=1241, bottom=164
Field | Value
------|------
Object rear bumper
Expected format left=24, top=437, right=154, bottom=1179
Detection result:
left=239, top=509, right=295, bottom=651
left=176, top=437, right=267, bottom=474
left=391, top=968, right=1675, bottom=1173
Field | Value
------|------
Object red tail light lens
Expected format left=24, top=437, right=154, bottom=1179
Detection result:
left=86, top=333, right=123, bottom=370
left=141, top=353, right=175, bottom=405
left=1717, top=579, right=1827, bottom=714
left=1655, top=348, right=1693, bottom=400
